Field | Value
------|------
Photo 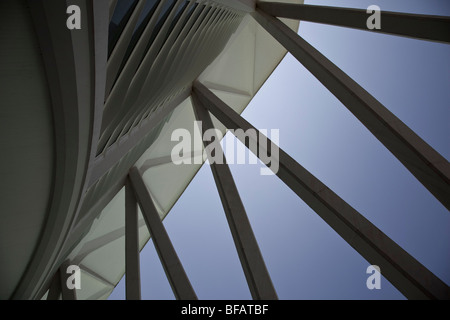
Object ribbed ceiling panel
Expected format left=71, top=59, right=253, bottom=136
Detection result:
left=98, top=0, right=243, bottom=155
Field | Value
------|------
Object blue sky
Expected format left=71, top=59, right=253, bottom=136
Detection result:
left=109, top=0, right=450, bottom=300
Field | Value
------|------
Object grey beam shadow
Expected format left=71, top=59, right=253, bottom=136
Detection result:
left=140, top=150, right=205, bottom=173
left=258, top=2, right=450, bottom=43
left=251, top=8, right=450, bottom=211
left=192, top=81, right=450, bottom=300
left=191, top=93, right=278, bottom=300
left=72, top=219, right=146, bottom=266
left=79, top=263, right=115, bottom=288
left=86, top=287, right=114, bottom=300
left=128, top=167, right=198, bottom=300
left=89, top=87, right=191, bottom=188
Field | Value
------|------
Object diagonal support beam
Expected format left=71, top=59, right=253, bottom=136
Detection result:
left=191, top=92, right=278, bottom=300
left=257, top=2, right=450, bottom=43
left=47, top=269, right=62, bottom=300
left=251, top=9, right=450, bottom=211
left=128, top=167, right=197, bottom=300
left=192, top=81, right=450, bottom=300
left=125, top=179, right=141, bottom=300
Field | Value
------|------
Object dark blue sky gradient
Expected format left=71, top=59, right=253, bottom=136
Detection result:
left=109, top=0, right=450, bottom=300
